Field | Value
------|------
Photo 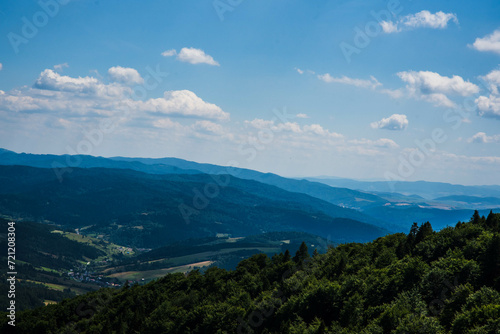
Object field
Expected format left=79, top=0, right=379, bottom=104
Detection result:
left=52, top=230, right=136, bottom=260
left=108, top=261, right=214, bottom=282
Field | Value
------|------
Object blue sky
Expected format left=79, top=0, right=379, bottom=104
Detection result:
left=1, top=0, right=500, bottom=185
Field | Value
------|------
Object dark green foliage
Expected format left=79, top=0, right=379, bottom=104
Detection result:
left=0, top=219, right=105, bottom=270
left=472, top=210, right=482, bottom=224
left=5, top=215, right=500, bottom=333
left=293, top=242, right=309, bottom=264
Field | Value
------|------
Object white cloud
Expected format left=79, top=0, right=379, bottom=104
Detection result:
left=0, top=63, right=3, bottom=71
left=421, top=93, right=456, bottom=108
left=295, top=68, right=304, bottom=74
left=161, top=47, right=220, bottom=66
left=441, top=152, right=500, bottom=165
left=471, top=29, right=500, bottom=55
left=397, top=70, right=479, bottom=107
left=381, top=10, right=458, bottom=34
left=108, top=66, right=144, bottom=85
left=397, top=70, right=478, bottom=97
left=53, top=63, right=69, bottom=72
left=33, top=69, right=129, bottom=98
left=317, top=72, right=406, bottom=101
left=468, top=132, right=500, bottom=144
left=402, top=10, right=458, bottom=29
left=350, top=138, right=399, bottom=149
left=240, top=118, right=402, bottom=158
left=318, top=73, right=381, bottom=89
left=134, top=90, right=229, bottom=120
left=379, top=88, right=404, bottom=99
left=371, top=114, right=408, bottom=130
left=191, top=120, right=233, bottom=140
left=152, top=118, right=184, bottom=130
left=475, top=94, right=500, bottom=118
left=380, top=21, right=400, bottom=33
left=296, top=113, right=309, bottom=118
left=315, top=69, right=477, bottom=109
left=192, top=120, right=224, bottom=134
left=0, top=90, right=40, bottom=112
left=480, top=69, right=500, bottom=95
left=161, top=49, right=177, bottom=57
left=1, top=69, right=229, bottom=122
left=245, top=119, right=343, bottom=138
left=475, top=69, right=500, bottom=119
left=303, top=124, right=337, bottom=137
left=177, top=47, right=220, bottom=66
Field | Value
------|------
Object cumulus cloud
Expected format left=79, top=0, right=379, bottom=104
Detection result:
left=1, top=69, right=229, bottom=122
left=317, top=72, right=405, bottom=100
left=402, top=10, right=458, bottom=29
left=178, top=47, right=219, bottom=66
left=192, top=120, right=224, bottom=134
left=246, top=119, right=343, bottom=138
left=152, top=118, right=184, bottom=130
left=135, top=90, right=229, bottom=120
left=371, top=114, right=408, bottom=130
left=161, top=49, right=177, bottom=57
left=191, top=120, right=233, bottom=140
left=380, top=21, right=400, bottom=33
left=381, top=10, right=458, bottom=34
left=295, top=68, right=304, bottom=74
left=162, top=47, right=219, bottom=66
left=441, top=152, right=500, bottom=165
left=468, top=132, right=500, bottom=144
left=242, top=116, right=402, bottom=159
left=0, top=90, right=40, bottom=112
left=34, top=69, right=129, bottom=98
left=397, top=70, right=478, bottom=97
left=379, top=88, right=404, bottom=99
left=53, top=63, right=69, bottom=72
left=318, top=73, right=381, bottom=89
left=108, top=66, right=144, bottom=85
left=349, top=138, right=399, bottom=149
left=475, top=69, right=500, bottom=119
left=296, top=113, right=309, bottom=118
left=397, top=70, right=479, bottom=107
left=480, top=69, right=500, bottom=95
left=421, top=93, right=455, bottom=108
left=475, top=95, right=500, bottom=118
left=471, top=29, right=500, bottom=55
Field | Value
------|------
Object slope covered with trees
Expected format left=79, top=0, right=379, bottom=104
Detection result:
left=7, top=211, right=500, bottom=333
left=0, top=165, right=387, bottom=247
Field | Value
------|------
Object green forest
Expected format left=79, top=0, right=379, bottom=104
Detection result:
left=4, top=210, right=500, bottom=333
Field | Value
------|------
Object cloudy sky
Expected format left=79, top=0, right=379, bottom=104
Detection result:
left=1, top=0, right=500, bottom=185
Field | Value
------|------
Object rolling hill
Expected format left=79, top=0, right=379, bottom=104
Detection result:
left=0, top=165, right=388, bottom=248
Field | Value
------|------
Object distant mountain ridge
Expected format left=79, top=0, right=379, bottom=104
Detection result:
left=2, top=148, right=498, bottom=232
left=306, top=176, right=500, bottom=199
left=0, top=149, right=389, bottom=212
left=0, top=165, right=388, bottom=248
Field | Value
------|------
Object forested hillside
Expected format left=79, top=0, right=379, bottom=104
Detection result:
left=0, top=219, right=107, bottom=311
left=0, top=165, right=387, bottom=247
left=7, top=211, right=500, bottom=333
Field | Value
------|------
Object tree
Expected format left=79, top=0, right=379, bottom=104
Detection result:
left=482, top=234, right=500, bottom=288
left=283, top=249, right=291, bottom=262
left=293, top=242, right=309, bottom=264
left=415, top=222, right=433, bottom=244
left=486, top=210, right=499, bottom=230
left=486, top=210, right=494, bottom=227
left=471, top=210, right=481, bottom=224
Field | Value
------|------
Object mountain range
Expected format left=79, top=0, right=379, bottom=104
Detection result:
left=1, top=148, right=498, bottom=236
